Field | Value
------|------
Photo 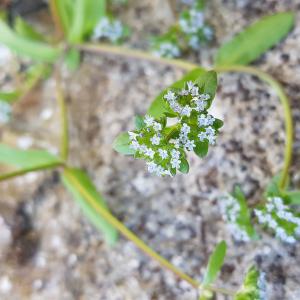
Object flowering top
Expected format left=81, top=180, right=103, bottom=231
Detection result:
left=254, top=196, right=300, bottom=244
left=124, top=79, right=222, bottom=176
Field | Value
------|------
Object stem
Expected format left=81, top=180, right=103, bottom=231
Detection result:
left=78, top=43, right=293, bottom=189
left=49, top=0, right=64, bottom=41
left=55, top=76, right=69, bottom=162
left=214, top=65, right=293, bottom=190
left=0, top=162, right=63, bottom=182
left=63, top=168, right=235, bottom=296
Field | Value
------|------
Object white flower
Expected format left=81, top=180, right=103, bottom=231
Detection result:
left=171, top=158, right=181, bottom=169
left=158, top=149, right=168, bottom=159
left=144, top=115, right=154, bottom=127
left=188, top=35, right=200, bottom=50
left=184, top=139, right=195, bottom=151
left=205, top=126, right=215, bottom=136
left=146, top=161, right=158, bottom=173
left=153, top=122, right=162, bottom=132
left=164, top=91, right=177, bottom=102
left=207, top=134, right=216, bottom=145
left=198, top=132, right=207, bottom=141
left=190, top=86, right=199, bottom=96
left=144, top=148, right=155, bottom=159
left=200, top=94, right=210, bottom=101
left=180, top=88, right=189, bottom=96
left=130, top=140, right=140, bottom=151
left=181, top=105, right=192, bottom=117
left=203, top=26, right=213, bottom=40
left=171, top=149, right=180, bottom=159
left=181, top=123, right=190, bottom=135
left=150, top=135, right=161, bottom=145
left=194, top=99, right=207, bottom=112
left=198, top=114, right=215, bottom=126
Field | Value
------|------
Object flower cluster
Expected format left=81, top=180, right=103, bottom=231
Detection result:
left=128, top=115, right=187, bottom=176
left=179, top=5, right=213, bottom=50
left=163, top=80, right=221, bottom=148
left=0, top=101, right=11, bottom=124
left=127, top=80, right=222, bottom=176
left=93, top=17, right=126, bottom=43
left=152, top=41, right=181, bottom=59
left=219, top=194, right=252, bottom=242
left=254, top=197, right=300, bottom=244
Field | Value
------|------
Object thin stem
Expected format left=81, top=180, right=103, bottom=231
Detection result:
left=55, top=75, right=69, bottom=162
left=78, top=43, right=293, bottom=190
left=214, top=65, right=293, bottom=190
left=0, top=162, right=63, bottom=182
left=63, top=167, right=235, bottom=296
left=49, top=0, right=64, bottom=41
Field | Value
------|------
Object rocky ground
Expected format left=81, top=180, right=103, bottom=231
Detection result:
left=0, top=0, right=300, bottom=299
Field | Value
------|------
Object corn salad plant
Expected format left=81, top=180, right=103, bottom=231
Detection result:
left=0, top=0, right=299, bottom=298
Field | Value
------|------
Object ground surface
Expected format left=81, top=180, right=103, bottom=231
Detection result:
left=0, top=0, right=300, bottom=299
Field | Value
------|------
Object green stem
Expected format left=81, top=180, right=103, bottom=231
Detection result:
left=55, top=76, right=69, bottom=162
left=214, top=65, right=293, bottom=189
left=0, top=162, right=63, bottom=182
left=63, top=167, right=235, bottom=297
left=78, top=43, right=293, bottom=190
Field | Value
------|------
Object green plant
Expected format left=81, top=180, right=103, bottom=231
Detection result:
left=0, top=3, right=299, bottom=298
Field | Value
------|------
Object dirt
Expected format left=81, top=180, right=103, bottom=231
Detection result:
left=0, top=0, right=300, bottom=299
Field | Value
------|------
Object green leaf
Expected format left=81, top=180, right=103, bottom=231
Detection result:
left=148, top=67, right=206, bottom=118
left=113, top=132, right=135, bottom=155
left=179, top=158, right=189, bottom=174
left=14, top=16, right=45, bottom=42
left=68, top=0, right=106, bottom=43
left=194, top=140, right=209, bottom=158
left=0, top=91, right=21, bottom=103
left=264, top=173, right=288, bottom=198
left=202, top=241, right=227, bottom=286
left=284, top=190, right=300, bottom=205
left=234, top=266, right=262, bottom=300
left=0, top=143, right=61, bottom=169
left=0, top=19, right=61, bottom=62
left=215, top=12, right=295, bottom=66
left=62, top=168, right=118, bottom=245
left=52, top=0, right=74, bottom=35
left=135, top=115, right=145, bottom=130
left=64, top=48, right=81, bottom=70
left=232, top=186, right=258, bottom=239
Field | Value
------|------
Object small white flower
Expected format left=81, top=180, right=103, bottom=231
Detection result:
left=144, top=148, right=155, bottom=159
left=194, top=99, right=207, bottom=112
left=130, top=140, right=140, bottom=151
left=207, top=134, right=216, bottom=145
left=144, top=115, right=154, bottom=127
left=180, top=88, right=189, bottom=96
left=205, top=126, right=215, bottom=136
left=198, top=132, right=207, bottom=141
left=150, top=135, right=161, bottom=145
left=190, top=86, right=199, bottom=96
left=171, top=149, right=180, bottom=159
left=181, top=123, right=190, bottom=135
left=146, top=161, right=158, bottom=173
left=153, top=42, right=181, bottom=58
left=184, top=139, right=195, bottom=151
left=173, top=139, right=181, bottom=149
left=93, top=17, right=124, bottom=42
left=171, top=158, right=181, bottom=169
left=158, top=149, right=168, bottom=159
left=181, top=105, right=192, bottom=117
left=152, top=122, right=162, bottom=132
left=200, top=93, right=210, bottom=101
left=164, top=91, right=177, bottom=102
